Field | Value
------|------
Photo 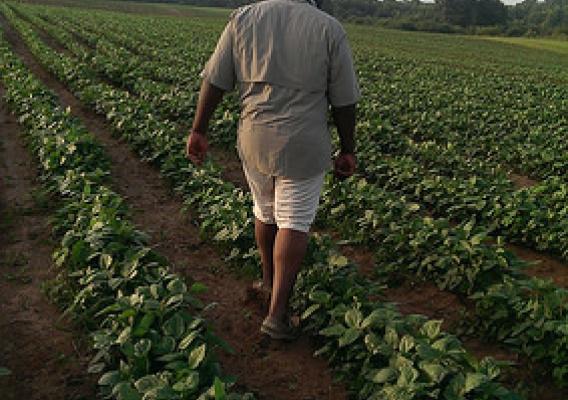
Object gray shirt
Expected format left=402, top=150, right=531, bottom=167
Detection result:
left=201, top=0, right=361, bottom=179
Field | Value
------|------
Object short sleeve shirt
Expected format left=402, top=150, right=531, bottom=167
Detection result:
left=201, top=0, right=360, bottom=179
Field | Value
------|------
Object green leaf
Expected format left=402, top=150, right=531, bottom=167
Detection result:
left=463, top=220, right=475, bottom=234
left=419, top=362, right=447, bottom=383
left=328, top=254, right=349, bottom=268
left=112, top=382, right=142, bottom=400
left=88, top=362, right=105, bottom=374
left=361, top=310, right=386, bottom=329
left=0, top=367, right=12, bottom=376
left=117, top=327, right=132, bottom=345
left=98, top=370, right=121, bottom=386
left=338, top=328, right=360, bottom=347
left=408, top=203, right=420, bottom=212
left=134, top=339, right=152, bottom=357
left=165, top=361, right=188, bottom=371
left=134, top=375, right=161, bottom=393
left=319, top=324, right=346, bottom=337
left=214, top=377, right=226, bottom=400
left=432, top=336, right=455, bottom=352
left=173, top=372, right=199, bottom=392
left=470, top=233, right=486, bottom=246
left=397, top=365, right=419, bottom=386
left=384, top=327, right=399, bottom=348
left=345, top=308, right=363, bottom=329
left=188, top=344, right=207, bottom=369
left=157, top=352, right=185, bottom=362
left=370, top=368, right=395, bottom=384
left=464, top=373, right=487, bottom=393
left=364, top=333, right=382, bottom=353
left=301, top=303, right=320, bottom=320
left=163, top=313, right=185, bottom=339
left=100, top=253, right=113, bottom=269
left=166, top=293, right=184, bottom=307
left=155, top=336, right=177, bottom=354
left=309, top=290, right=331, bottom=304
left=133, top=313, right=155, bottom=337
left=167, top=278, right=187, bottom=295
left=179, top=331, right=200, bottom=350
left=399, top=335, right=415, bottom=353
left=190, top=282, right=208, bottom=294
left=70, top=240, right=88, bottom=265
left=420, top=320, right=442, bottom=340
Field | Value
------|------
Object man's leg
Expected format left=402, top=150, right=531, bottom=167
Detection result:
left=268, top=228, right=309, bottom=322
left=255, top=218, right=277, bottom=288
left=265, top=171, right=324, bottom=325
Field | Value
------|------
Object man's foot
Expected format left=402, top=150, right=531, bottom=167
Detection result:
left=260, top=316, right=299, bottom=341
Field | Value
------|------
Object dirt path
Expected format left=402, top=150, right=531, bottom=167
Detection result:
left=508, top=244, right=568, bottom=288
left=0, top=86, right=96, bottom=400
left=0, top=14, right=347, bottom=400
left=509, top=173, right=538, bottom=189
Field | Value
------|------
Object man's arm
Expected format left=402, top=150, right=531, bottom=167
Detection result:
left=186, top=80, right=225, bottom=165
left=331, top=104, right=357, bottom=178
left=186, top=16, right=234, bottom=165
left=192, top=79, right=226, bottom=134
left=332, top=104, right=356, bottom=154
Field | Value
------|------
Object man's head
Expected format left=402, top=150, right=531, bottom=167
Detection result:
left=306, top=0, right=324, bottom=9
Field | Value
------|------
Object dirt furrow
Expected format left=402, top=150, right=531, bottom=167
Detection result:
left=509, top=173, right=538, bottom=189
left=508, top=244, right=568, bottom=288
left=0, top=14, right=347, bottom=400
left=0, top=86, right=96, bottom=400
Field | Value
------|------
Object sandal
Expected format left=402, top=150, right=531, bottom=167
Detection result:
left=260, top=316, right=299, bottom=341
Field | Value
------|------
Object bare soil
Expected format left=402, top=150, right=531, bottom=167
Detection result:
left=507, top=244, right=568, bottom=288
left=0, top=87, right=96, bottom=400
left=0, top=16, right=347, bottom=400
left=509, top=173, right=538, bottom=189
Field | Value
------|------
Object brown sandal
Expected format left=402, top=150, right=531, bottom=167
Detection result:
left=260, top=316, right=299, bottom=341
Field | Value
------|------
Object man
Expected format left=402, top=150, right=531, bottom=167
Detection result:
left=186, top=0, right=360, bottom=340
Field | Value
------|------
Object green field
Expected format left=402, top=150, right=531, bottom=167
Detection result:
left=1, top=1, right=567, bottom=399
left=23, top=0, right=233, bottom=17
left=484, top=35, right=568, bottom=55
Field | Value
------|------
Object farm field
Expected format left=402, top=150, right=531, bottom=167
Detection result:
left=484, top=36, right=568, bottom=55
left=0, top=1, right=567, bottom=399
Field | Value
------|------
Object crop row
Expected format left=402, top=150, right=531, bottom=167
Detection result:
left=351, top=47, right=568, bottom=181
left=0, top=4, right=523, bottom=399
left=20, top=3, right=568, bottom=263
left=0, top=27, right=253, bottom=400
left=8, top=2, right=568, bottom=386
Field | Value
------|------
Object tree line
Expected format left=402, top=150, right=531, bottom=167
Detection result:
left=121, top=0, right=568, bottom=36
left=334, top=0, right=568, bottom=36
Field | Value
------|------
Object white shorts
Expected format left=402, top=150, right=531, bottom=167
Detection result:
left=242, top=163, right=325, bottom=233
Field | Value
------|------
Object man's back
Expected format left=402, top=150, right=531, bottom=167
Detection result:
left=201, top=0, right=360, bottom=178
left=232, top=0, right=344, bottom=93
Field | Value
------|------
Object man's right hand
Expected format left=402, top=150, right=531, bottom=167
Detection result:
left=186, top=131, right=209, bottom=165
left=334, top=153, right=356, bottom=179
